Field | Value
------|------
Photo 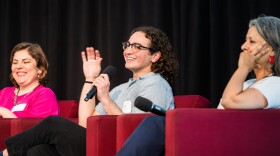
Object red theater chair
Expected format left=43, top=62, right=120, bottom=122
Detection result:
left=166, top=108, right=280, bottom=156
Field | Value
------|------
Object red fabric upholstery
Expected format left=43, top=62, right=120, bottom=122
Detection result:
left=86, top=115, right=117, bottom=156
left=116, top=113, right=153, bottom=152
left=0, top=119, right=12, bottom=150
left=10, top=118, right=44, bottom=136
left=174, top=95, right=211, bottom=108
left=58, top=100, right=79, bottom=118
left=0, top=100, right=78, bottom=150
left=10, top=118, right=78, bottom=136
left=166, top=108, right=280, bottom=156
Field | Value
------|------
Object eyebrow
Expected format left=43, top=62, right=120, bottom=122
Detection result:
left=13, top=58, right=33, bottom=61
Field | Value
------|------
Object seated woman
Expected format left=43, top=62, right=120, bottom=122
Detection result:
left=116, top=15, right=280, bottom=156
left=0, top=42, right=59, bottom=118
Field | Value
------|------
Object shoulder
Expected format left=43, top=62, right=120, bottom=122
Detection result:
left=32, top=86, right=56, bottom=96
left=0, top=86, right=15, bottom=94
left=254, top=76, right=280, bottom=87
left=141, top=73, right=170, bottom=87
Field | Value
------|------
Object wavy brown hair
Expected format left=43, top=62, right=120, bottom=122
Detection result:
left=130, top=26, right=179, bottom=85
left=10, top=42, right=49, bottom=87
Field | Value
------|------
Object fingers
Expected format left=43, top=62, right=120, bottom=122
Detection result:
left=99, top=74, right=109, bottom=80
left=86, top=47, right=96, bottom=60
left=93, top=74, right=110, bottom=90
left=94, top=74, right=109, bottom=84
left=81, top=51, right=86, bottom=63
left=81, top=47, right=101, bottom=61
left=253, top=42, right=270, bottom=56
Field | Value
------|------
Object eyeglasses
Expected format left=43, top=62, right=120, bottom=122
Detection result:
left=122, top=41, right=155, bottom=53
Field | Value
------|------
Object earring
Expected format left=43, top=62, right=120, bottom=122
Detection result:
left=269, top=56, right=275, bottom=64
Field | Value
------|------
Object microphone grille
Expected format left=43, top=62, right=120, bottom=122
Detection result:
left=102, top=65, right=117, bottom=80
left=135, top=96, right=153, bottom=112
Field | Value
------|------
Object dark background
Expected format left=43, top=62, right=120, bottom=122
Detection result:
left=1, top=0, right=279, bottom=108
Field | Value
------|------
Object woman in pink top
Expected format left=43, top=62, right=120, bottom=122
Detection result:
left=0, top=42, right=59, bottom=118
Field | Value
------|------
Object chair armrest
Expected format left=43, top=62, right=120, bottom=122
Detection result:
left=10, top=117, right=78, bottom=136
left=0, top=119, right=12, bottom=150
left=86, top=115, right=118, bottom=156
left=116, top=113, right=153, bottom=152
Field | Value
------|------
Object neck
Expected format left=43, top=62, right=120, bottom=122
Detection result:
left=132, top=68, right=152, bottom=80
left=18, top=82, right=40, bottom=95
left=254, top=68, right=272, bottom=81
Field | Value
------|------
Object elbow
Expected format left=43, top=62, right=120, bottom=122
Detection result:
left=221, top=97, right=238, bottom=109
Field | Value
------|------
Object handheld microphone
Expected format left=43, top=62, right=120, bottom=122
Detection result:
left=84, top=65, right=117, bottom=102
left=135, top=96, right=166, bottom=116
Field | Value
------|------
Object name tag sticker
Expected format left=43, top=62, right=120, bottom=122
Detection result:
left=122, top=101, right=132, bottom=113
left=11, top=103, right=27, bottom=112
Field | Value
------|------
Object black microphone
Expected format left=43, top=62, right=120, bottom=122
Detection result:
left=84, top=65, right=117, bottom=102
left=135, top=96, right=166, bottom=116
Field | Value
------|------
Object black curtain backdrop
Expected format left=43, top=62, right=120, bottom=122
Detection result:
left=1, top=0, right=280, bottom=108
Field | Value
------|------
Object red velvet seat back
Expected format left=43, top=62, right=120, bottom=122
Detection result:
left=174, top=95, right=211, bottom=108
left=58, top=100, right=79, bottom=118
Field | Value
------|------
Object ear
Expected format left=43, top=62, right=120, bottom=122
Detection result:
left=270, top=50, right=275, bottom=57
left=151, top=51, right=161, bottom=63
left=37, top=67, right=42, bottom=75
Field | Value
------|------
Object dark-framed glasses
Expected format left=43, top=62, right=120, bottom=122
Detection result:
left=122, top=41, right=155, bottom=53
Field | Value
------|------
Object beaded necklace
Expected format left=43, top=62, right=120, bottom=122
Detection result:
left=13, top=88, right=20, bottom=106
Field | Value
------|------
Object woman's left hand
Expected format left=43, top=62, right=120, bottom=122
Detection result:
left=238, top=42, right=270, bottom=71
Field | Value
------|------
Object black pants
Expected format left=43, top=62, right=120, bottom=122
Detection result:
left=116, top=116, right=166, bottom=156
left=5, top=116, right=86, bottom=156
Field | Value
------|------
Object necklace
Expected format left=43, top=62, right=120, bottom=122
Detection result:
left=14, top=88, right=20, bottom=106
left=13, top=85, right=41, bottom=106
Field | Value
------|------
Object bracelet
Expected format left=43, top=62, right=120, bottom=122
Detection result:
left=85, top=81, right=93, bottom=84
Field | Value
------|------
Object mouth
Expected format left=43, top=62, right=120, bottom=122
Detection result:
left=126, top=57, right=136, bottom=61
left=16, top=72, right=27, bottom=77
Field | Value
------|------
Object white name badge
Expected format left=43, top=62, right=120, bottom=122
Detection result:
left=11, top=103, right=27, bottom=112
left=122, top=101, right=132, bottom=113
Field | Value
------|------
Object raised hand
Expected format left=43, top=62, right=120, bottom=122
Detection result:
left=81, top=47, right=103, bottom=81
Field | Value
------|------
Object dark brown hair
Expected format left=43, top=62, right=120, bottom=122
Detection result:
left=10, top=42, right=49, bottom=87
left=130, top=26, right=179, bottom=85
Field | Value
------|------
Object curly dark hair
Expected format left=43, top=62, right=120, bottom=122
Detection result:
left=10, top=42, right=49, bottom=87
left=130, top=26, right=179, bottom=85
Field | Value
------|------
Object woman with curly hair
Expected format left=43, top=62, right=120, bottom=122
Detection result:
left=1, top=26, right=179, bottom=156
left=128, top=26, right=178, bottom=85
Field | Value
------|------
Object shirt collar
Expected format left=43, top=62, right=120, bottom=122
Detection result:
left=128, top=72, right=156, bottom=82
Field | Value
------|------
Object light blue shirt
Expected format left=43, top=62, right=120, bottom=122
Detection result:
left=95, top=72, right=174, bottom=114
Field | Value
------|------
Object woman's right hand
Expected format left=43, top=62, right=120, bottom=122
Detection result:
left=81, top=47, right=103, bottom=82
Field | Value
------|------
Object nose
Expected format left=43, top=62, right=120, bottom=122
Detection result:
left=15, top=62, right=24, bottom=69
left=124, top=46, right=133, bottom=54
left=241, top=41, right=248, bottom=51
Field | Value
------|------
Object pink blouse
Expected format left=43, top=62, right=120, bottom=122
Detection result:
left=0, top=85, right=60, bottom=118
